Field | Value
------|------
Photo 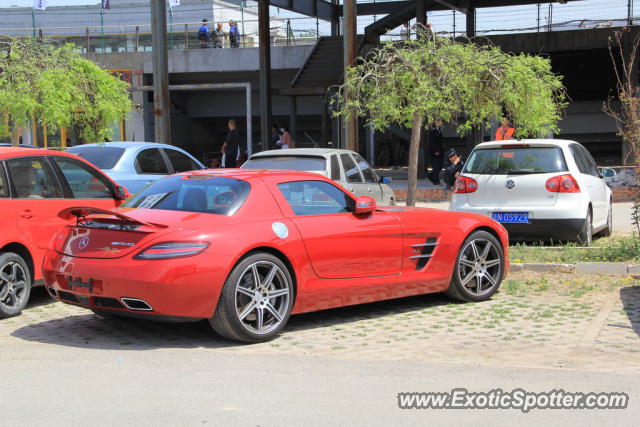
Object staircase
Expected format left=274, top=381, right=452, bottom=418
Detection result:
left=364, top=2, right=418, bottom=43
left=291, top=36, right=363, bottom=88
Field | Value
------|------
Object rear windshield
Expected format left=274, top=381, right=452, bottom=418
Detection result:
left=123, top=175, right=250, bottom=215
left=464, top=147, right=568, bottom=175
left=67, top=146, right=125, bottom=170
left=242, top=156, right=326, bottom=171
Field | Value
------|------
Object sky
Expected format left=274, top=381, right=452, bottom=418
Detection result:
left=3, top=1, right=100, bottom=6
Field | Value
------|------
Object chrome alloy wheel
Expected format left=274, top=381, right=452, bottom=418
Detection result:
left=234, top=261, right=291, bottom=335
left=0, top=261, right=28, bottom=310
left=457, top=238, right=502, bottom=297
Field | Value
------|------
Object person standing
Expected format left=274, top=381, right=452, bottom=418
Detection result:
left=222, top=119, right=240, bottom=168
left=427, top=119, right=444, bottom=185
left=279, top=126, right=293, bottom=149
left=228, top=20, right=240, bottom=48
left=214, top=22, right=225, bottom=48
left=443, top=148, right=465, bottom=190
left=495, top=118, right=515, bottom=140
left=198, top=19, right=210, bottom=48
left=271, top=123, right=282, bottom=148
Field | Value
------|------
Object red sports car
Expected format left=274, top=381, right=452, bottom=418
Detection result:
left=43, top=169, right=509, bottom=342
left=0, top=148, right=128, bottom=318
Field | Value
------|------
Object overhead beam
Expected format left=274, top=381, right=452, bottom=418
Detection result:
left=434, top=0, right=467, bottom=14
left=259, top=0, right=273, bottom=150
left=269, top=0, right=337, bottom=21
left=354, top=0, right=584, bottom=16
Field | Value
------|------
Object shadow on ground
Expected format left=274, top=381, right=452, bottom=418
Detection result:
left=10, top=292, right=457, bottom=350
left=620, top=286, right=640, bottom=338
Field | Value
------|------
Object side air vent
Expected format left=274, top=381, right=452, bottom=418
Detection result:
left=410, top=238, right=439, bottom=270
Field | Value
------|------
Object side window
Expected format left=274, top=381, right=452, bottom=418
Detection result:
left=164, top=148, right=201, bottom=173
left=578, top=145, right=600, bottom=177
left=52, top=157, right=113, bottom=199
left=278, top=180, right=355, bottom=216
left=330, top=155, right=340, bottom=181
left=136, top=148, right=169, bottom=174
left=569, top=145, right=589, bottom=175
left=0, top=163, right=8, bottom=197
left=7, top=157, right=62, bottom=199
left=340, top=153, right=363, bottom=183
left=352, top=153, right=377, bottom=183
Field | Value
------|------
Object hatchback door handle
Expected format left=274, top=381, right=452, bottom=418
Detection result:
left=20, top=210, right=33, bottom=219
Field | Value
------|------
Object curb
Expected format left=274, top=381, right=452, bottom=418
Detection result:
left=510, top=262, right=640, bottom=276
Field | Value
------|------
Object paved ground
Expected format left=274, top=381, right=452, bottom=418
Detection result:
left=2, top=273, right=639, bottom=424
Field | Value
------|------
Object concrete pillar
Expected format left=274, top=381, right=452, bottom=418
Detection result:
left=150, top=0, right=171, bottom=145
left=321, top=96, right=328, bottom=146
left=289, top=96, right=297, bottom=144
left=416, top=0, right=426, bottom=26
left=465, top=2, right=480, bottom=152
left=343, top=0, right=358, bottom=152
left=331, top=0, right=340, bottom=36
left=259, top=0, right=273, bottom=150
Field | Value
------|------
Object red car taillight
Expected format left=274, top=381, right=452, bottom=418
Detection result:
left=134, top=241, right=210, bottom=260
left=545, top=174, right=581, bottom=193
left=453, top=176, right=478, bottom=194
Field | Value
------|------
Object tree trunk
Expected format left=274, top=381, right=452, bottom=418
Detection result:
left=10, top=120, right=20, bottom=147
left=407, top=111, right=423, bottom=206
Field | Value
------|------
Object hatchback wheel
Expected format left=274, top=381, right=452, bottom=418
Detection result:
left=577, top=209, right=593, bottom=246
left=210, top=253, right=294, bottom=343
left=446, top=231, right=504, bottom=302
left=0, top=252, right=32, bottom=318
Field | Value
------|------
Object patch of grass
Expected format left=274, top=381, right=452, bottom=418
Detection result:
left=510, top=235, right=640, bottom=263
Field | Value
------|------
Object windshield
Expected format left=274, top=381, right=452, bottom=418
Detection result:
left=67, top=146, right=125, bottom=170
left=464, top=147, right=568, bottom=175
left=124, top=175, right=250, bottom=215
left=242, top=156, right=326, bottom=172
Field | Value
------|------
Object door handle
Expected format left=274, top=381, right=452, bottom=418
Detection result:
left=20, top=210, right=33, bottom=219
left=367, top=187, right=372, bottom=193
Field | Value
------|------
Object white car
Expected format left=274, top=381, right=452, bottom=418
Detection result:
left=241, top=148, right=396, bottom=205
left=449, top=139, right=613, bottom=245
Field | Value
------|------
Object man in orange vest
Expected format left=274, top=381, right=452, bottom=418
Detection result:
left=495, top=119, right=515, bottom=140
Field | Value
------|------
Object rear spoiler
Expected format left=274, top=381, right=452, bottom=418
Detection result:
left=58, top=206, right=168, bottom=229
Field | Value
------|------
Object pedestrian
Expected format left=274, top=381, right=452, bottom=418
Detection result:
left=228, top=20, right=240, bottom=48
left=271, top=123, right=282, bottom=148
left=198, top=19, right=210, bottom=49
left=279, top=126, right=293, bottom=149
left=222, top=118, right=240, bottom=168
left=427, top=119, right=444, bottom=186
left=443, top=148, right=464, bottom=190
left=214, top=22, right=225, bottom=48
left=495, top=118, right=515, bottom=140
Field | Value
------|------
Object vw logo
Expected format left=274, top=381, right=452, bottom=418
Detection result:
left=78, top=235, right=90, bottom=249
left=505, top=179, right=516, bottom=189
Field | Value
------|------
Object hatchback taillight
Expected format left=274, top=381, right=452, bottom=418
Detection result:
left=453, top=176, right=478, bottom=194
left=134, top=241, right=210, bottom=260
left=545, top=174, right=581, bottom=193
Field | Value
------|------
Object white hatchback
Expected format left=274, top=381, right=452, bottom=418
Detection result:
left=449, top=139, right=613, bottom=245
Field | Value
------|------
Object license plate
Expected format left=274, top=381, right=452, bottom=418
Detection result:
left=67, top=277, right=94, bottom=292
left=492, top=212, right=529, bottom=223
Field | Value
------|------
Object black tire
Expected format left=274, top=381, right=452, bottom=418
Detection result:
left=209, top=252, right=294, bottom=343
left=597, top=202, right=613, bottom=238
left=0, top=252, right=32, bottom=318
left=446, top=231, right=504, bottom=302
left=576, top=209, right=593, bottom=246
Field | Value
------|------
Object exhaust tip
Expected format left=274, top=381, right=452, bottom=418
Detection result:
left=120, top=297, right=153, bottom=311
left=47, top=287, right=58, bottom=299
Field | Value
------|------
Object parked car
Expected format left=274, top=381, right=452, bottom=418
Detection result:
left=449, top=139, right=614, bottom=245
left=0, top=147, right=129, bottom=318
left=241, top=148, right=396, bottom=205
left=67, top=142, right=206, bottom=194
left=43, top=169, right=508, bottom=343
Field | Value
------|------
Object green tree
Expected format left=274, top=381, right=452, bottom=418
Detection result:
left=333, top=31, right=567, bottom=205
left=0, top=37, right=131, bottom=145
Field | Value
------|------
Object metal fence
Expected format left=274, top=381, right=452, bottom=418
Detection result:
left=0, top=0, right=637, bottom=51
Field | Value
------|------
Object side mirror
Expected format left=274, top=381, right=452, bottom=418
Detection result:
left=599, top=167, right=616, bottom=178
left=355, top=196, right=377, bottom=215
left=114, top=185, right=129, bottom=200
left=380, top=176, right=392, bottom=184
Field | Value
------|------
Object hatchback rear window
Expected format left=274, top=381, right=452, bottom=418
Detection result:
left=123, top=175, right=250, bottom=215
left=464, top=147, right=567, bottom=175
left=67, top=146, right=125, bottom=170
left=242, top=156, right=326, bottom=171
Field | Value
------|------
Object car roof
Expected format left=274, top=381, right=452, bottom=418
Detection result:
left=175, top=168, right=330, bottom=182
left=249, top=148, right=356, bottom=158
left=474, top=139, right=577, bottom=149
left=67, top=141, right=178, bottom=150
left=0, top=147, right=75, bottom=159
